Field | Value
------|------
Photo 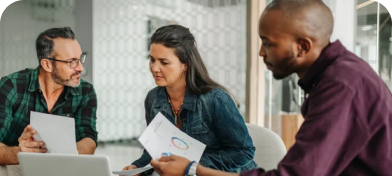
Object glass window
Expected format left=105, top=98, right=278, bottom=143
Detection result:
left=378, top=4, right=392, bottom=90
left=355, top=0, right=380, bottom=73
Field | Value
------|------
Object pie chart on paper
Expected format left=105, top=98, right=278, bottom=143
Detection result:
left=171, top=137, right=189, bottom=150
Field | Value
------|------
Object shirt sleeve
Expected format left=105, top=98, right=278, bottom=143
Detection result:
left=131, top=93, right=154, bottom=176
left=240, top=80, right=370, bottom=176
left=201, top=90, right=256, bottom=172
left=74, top=86, right=98, bottom=145
left=0, top=77, right=16, bottom=144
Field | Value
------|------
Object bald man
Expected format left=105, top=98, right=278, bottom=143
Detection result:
left=149, top=0, right=392, bottom=175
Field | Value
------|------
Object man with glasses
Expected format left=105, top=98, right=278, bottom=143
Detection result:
left=0, top=27, right=97, bottom=176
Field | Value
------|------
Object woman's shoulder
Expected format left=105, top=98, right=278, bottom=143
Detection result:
left=201, top=87, right=227, bottom=97
left=201, top=88, right=238, bottom=107
left=145, top=86, right=165, bottom=103
left=197, top=88, right=230, bottom=102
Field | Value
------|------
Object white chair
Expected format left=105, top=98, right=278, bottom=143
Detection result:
left=246, top=123, right=287, bottom=170
left=0, top=165, right=8, bottom=176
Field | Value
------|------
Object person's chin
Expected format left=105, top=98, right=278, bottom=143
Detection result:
left=68, top=80, right=81, bottom=87
left=273, top=73, right=289, bottom=80
left=74, top=78, right=81, bottom=84
left=155, top=81, right=167, bottom=87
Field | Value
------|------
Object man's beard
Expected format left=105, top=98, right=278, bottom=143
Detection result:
left=51, top=65, right=81, bottom=87
left=272, top=50, right=296, bottom=80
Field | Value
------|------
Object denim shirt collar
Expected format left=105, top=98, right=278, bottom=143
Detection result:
left=152, top=87, right=197, bottom=111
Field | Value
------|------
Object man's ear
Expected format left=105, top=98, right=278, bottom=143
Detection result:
left=297, top=38, right=313, bottom=57
left=41, top=59, right=54, bottom=72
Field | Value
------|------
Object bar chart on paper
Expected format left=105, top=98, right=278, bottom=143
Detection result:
left=138, top=112, right=206, bottom=162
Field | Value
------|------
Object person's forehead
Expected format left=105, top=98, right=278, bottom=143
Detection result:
left=150, top=43, right=178, bottom=59
left=259, top=10, right=288, bottom=30
left=53, top=38, right=76, bottom=45
left=259, top=10, right=298, bottom=39
left=52, top=38, right=81, bottom=57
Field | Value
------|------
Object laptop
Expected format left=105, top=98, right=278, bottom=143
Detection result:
left=18, top=153, right=112, bottom=176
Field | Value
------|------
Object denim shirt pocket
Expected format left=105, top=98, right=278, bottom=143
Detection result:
left=191, top=120, right=209, bottom=134
left=190, top=120, right=211, bottom=145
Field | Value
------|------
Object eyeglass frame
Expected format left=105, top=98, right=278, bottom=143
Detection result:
left=46, top=53, right=87, bottom=69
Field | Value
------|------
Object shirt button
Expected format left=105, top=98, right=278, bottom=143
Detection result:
left=305, top=93, right=309, bottom=98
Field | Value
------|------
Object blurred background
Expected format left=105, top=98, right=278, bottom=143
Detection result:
left=0, top=0, right=391, bottom=173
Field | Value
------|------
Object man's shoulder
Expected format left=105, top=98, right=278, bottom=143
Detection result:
left=0, top=68, right=33, bottom=87
left=319, top=53, right=388, bottom=100
left=2, top=68, right=32, bottom=80
left=322, top=53, right=378, bottom=88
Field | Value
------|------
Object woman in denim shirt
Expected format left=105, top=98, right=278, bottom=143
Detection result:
left=122, top=24, right=257, bottom=175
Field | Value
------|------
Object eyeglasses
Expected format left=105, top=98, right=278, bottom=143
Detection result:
left=47, top=53, right=87, bottom=69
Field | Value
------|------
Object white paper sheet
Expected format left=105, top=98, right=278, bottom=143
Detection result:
left=151, top=171, right=160, bottom=176
left=112, top=166, right=153, bottom=175
left=138, top=112, right=206, bottom=163
left=30, top=111, right=78, bottom=154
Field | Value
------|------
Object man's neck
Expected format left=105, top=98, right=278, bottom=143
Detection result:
left=297, top=45, right=326, bottom=79
left=297, top=69, right=310, bottom=79
left=38, top=69, right=64, bottom=99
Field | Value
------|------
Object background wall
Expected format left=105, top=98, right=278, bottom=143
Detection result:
left=0, top=0, right=76, bottom=77
left=93, top=0, right=248, bottom=141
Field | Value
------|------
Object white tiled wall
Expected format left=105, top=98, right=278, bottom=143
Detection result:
left=93, top=0, right=247, bottom=141
left=0, top=0, right=76, bottom=77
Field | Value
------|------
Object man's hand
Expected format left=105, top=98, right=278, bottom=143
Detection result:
left=150, top=155, right=190, bottom=176
left=120, top=165, right=140, bottom=176
left=18, top=125, right=46, bottom=153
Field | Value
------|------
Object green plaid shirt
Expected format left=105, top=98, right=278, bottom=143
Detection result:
left=0, top=67, right=98, bottom=146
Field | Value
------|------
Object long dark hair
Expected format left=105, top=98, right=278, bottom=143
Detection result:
left=150, top=24, right=228, bottom=95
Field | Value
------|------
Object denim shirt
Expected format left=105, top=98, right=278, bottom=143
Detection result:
left=132, top=86, right=258, bottom=173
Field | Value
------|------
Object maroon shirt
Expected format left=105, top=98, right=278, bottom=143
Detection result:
left=241, top=40, right=392, bottom=176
